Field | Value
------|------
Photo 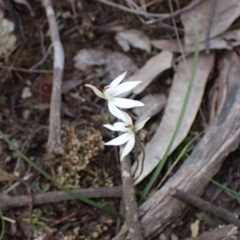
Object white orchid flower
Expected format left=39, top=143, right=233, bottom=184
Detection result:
left=85, top=72, right=144, bottom=122
left=104, top=112, right=150, bottom=161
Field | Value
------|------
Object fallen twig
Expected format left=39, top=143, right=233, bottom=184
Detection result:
left=148, top=0, right=203, bottom=24
left=97, top=0, right=167, bottom=18
left=0, top=186, right=122, bottom=211
left=97, top=0, right=203, bottom=23
left=43, top=0, right=65, bottom=154
left=205, top=0, right=218, bottom=53
left=169, top=188, right=240, bottom=227
left=30, top=43, right=53, bottom=70
left=0, top=65, right=53, bottom=73
left=189, top=224, right=238, bottom=240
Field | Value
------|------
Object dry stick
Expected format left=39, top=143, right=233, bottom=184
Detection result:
left=205, top=0, right=217, bottom=54
left=43, top=0, right=65, bottom=154
left=124, top=0, right=146, bottom=23
left=139, top=0, right=146, bottom=12
left=101, top=0, right=202, bottom=20
left=30, top=43, right=53, bottom=70
left=190, top=225, right=238, bottom=240
left=97, top=0, right=168, bottom=18
left=169, top=188, right=240, bottom=227
left=121, top=155, right=143, bottom=240
left=168, top=0, right=189, bottom=73
left=0, top=186, right=122, bottom=211
left=0, top=65, right=53, bottom=73
left=97, top=0, right=203, bottom=23
left=148, top=0, right=203, bottom=23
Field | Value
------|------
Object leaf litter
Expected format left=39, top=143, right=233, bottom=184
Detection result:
left=115, top=29, right=151, bottom=53
left=115, top=51, right=240, bottom=240
left=132, top=94, right=167, bottom=125
left=152, top=29, right=240, bottom=53
left=0, top=19, right=16, bottom=57
left=152, top=0, right=240, bottom=54
left=123, top=50, right=173, bottom=95
left=133, top=53, right=214, bottom=184
left=2, top=0, right=240, bottom=239
left=181, top=0, right=240, bottom=45
left=131, top=0, right=240, bottom=184
left=0, top=168, right=16, bottom=182
left=208, top=52, right=231, bottom=123
left=74, top=48, right=138, bottom=80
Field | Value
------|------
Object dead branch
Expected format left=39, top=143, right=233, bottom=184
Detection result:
left=43, top=0, right=65, bottom=154
left=0, top=64, right=53, bottom=73
left=0, top=186, right=122, bottom=211
left=205, top=0, right=218, bottom=53
left=114, top=51, right=240, bottom=239
left=153, top=0, right=203, bottom=23
left=97, top=0, right=203, bottom=23
left=121, top=155, right=143, bottom=240
left=97, top=0, right=168, bottom=18
left=190, top=225, right=238, bottom=240
left=169, top=188, right=240, bottom=227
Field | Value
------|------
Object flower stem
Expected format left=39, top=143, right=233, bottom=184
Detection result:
left=133, top=136, right=145, bottom=181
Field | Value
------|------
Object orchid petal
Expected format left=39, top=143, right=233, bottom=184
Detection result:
left=103, top=122, right=126, bottom=131
left=120, top=134, right=135, bottom=160
left=122, top=112, right=133, bottom=125
left=108, top=101, right=127, bottom=122
left=105, top=132, right=131, bottom=146
left=109, top=71, right=127, bottom=88
left=114, top=81, right=142, bottom=96
left=135, top=117, right=150, bottom=132
left=111, top=98, right=144, bottom=109
left=113, top=122, right=128, bottom=132
left=85, top=84, right=104, bottom=99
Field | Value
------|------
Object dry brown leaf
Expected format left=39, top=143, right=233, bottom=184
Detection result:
left=191, top=225, right=238, bottom=240
left=74, top=49, right=108, bottom=71
left=125, top=51, right=173, bottom=95
left=21, top=87, right=32, bottom=99
left=105, top=52, right=138, bottom=79
left=61, top=79, right=83, bottom=94
left=133, top=94, right=166, bottom=124
left=74, top=49, right=138, bottom=80
left=0, top=19, right=16, bottom=57
left=152, top=39, right=188, bottom=53
left=0, top=168, right=16, bottom=182
left=181, top=0, right=240, bottom=45
left=190, top=219, right=200, bottom=238
left=152, top=30, right=240, bottom=53
left=133, top=53, right=214, bottom=184
left=115, top=29, right=151, bottom=53
left=209, top=53, right=230, bottom=122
